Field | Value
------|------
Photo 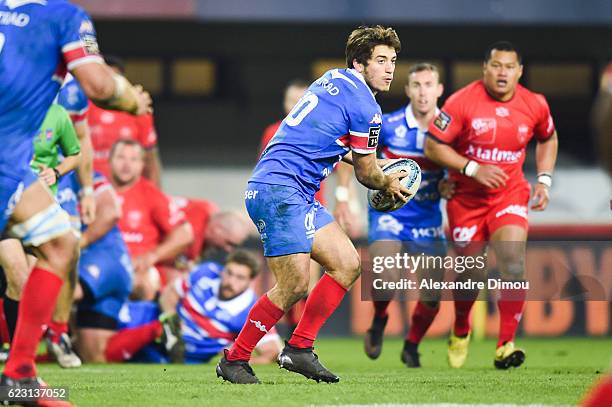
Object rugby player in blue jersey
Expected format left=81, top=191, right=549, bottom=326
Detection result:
left=0, top=0, right=150, bottom=402
left=216, top=25, right=409, bottom=384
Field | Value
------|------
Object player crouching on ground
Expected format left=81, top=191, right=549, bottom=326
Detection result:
left=99, top=249, right=281, bottom=365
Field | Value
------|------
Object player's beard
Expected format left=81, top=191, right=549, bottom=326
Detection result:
left=218, top=285, right=238, bottom=301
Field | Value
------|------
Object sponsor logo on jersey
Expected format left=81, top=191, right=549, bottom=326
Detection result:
left=471, top=118, right=497, bottom=142
left=411, top=226, right=445, bottom=240
left=304, top=209, right=316, bottom=239
left=495, top=204, right=527, bottom=219
left=369, top=113, right=382, bottom=125
left=81, top=33, right=99, bottom=55
left=465, top=144, right=523, bottom=163
left=433, top=111, right=451, bottom=131
left=368, top=127, right=380, bottom=148
left=452, top=226, right=477, bottom=242
left=495, top=107, right=510, bottom=117
left=122, top=231, right=144, bottom=243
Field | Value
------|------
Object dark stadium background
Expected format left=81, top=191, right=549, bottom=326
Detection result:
left=74, top=0, right=612, bottom=338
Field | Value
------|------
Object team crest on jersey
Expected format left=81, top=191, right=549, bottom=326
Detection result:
left=127, top=210, right=142, bottom=228
left=433, top=111, right=451, bottom=131
left=369, top=113, right=382, bottom=125
left=517, top=124, right=529, bottom=143
left=495, top=107, right=510, bottom=117
left=368, top=127, right=380, bottom=148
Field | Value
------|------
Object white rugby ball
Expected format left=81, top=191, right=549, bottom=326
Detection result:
left=367, top=159, right=421, bottom=212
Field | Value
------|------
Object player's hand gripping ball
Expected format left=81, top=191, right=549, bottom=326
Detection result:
left=367, top=159, right=421, bottom=212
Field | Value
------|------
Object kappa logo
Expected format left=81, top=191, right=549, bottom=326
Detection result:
left=127, top=210, right=142, bottom=228
left=249, top=319, right=268, bottom=333
left=495, top=107, right=510, bottom=117
left=433, top=111, right=451, bottom=131
left=369, top=113, right=382, bottom=125
left=452, top=226, right=478, bottom=242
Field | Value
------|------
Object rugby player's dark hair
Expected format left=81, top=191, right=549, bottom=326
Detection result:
left=345, top=25, right=401, bottom=69
left=407, top=62, right=441, bottom=84
left=109, top=138, right=144, bottom=160
left=226, top=249, right=262, bottom=279
left=484, top=41, right=522, bottom=64
left=103, top=54, right=126, bottom=73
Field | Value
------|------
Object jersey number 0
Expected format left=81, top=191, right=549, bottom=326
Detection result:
left=285, top=92, right=319, bottom=127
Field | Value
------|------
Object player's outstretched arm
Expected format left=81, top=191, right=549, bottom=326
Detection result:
left=71, top=63, right=151, bottom=115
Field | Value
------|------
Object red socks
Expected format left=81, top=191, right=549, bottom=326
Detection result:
left=226, top=294, right=284, bottom=361
left=407, top=301, right=439, bottom=344
left=373, top=300, right=390, bottom=318
left=453, top=299, right=475, bottom=337
left=288, top=273, right=347, bottom=349
left=497, top=288, right=526, bottom=347
left=4, top=267, right=63, bottom=379
left=47, top=320, right=68, bottom=343
left=286, top=299, right=305, bottom=327
left=104, top=320, right=162, bottom=362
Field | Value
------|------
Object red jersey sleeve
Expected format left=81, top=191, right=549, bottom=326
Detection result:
left=532, top=94, right=556, bottom=141
left=427, top=91, right=467, bottom=145
left=135, top=114, right=158, bottom=149
left=151, top=188, right=186, bottom=234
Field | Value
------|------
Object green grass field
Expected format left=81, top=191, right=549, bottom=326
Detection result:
left=35, top=337, right=610, bottom=406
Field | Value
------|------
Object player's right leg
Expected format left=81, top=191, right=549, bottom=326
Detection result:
left=277, top=221, right=361, bottom=383
left=217, top=182, right=315, bottom=384
left=0, top=174, right=78, bottom=406
left=446, top=195, right=488, bottom=368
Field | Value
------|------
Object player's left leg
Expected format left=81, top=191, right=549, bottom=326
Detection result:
left=489, top=224, right=527, bottom=369
left=487, top=184, right=530, bottom=369
left=1, top=177, right=78, bottom=406
left=278, top=221, right=360, bottom=383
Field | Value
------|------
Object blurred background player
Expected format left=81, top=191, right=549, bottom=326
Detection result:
left=336, top=63, right=447, bottom=367
left=424, top=41, right=559, bottom=369
left=0, top=0, right=150, bottom=402
left=57, top=74, right=96, bottom=225
left=103, top=249, right=281, bottom=365
left=54, top=170, right=133, bottom=364
left=216, top=25, right=409, bottom=384
left=171, top=197, right=252, bottom=266
left=259, top=79, right=322, bottom=333
left=109, top=139, right=193, bottom=300
left=89, top=55, right=162, bottom=186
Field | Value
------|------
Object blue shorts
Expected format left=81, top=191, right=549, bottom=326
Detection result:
left=0, top=168, right=40, bottom=233
left=245, top=182, right=334, bottom=257
left=77, top=244, right=133, bottom=328
left=368, top=209, right=447, bottom=256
